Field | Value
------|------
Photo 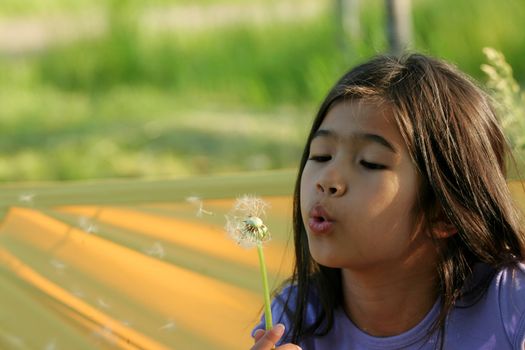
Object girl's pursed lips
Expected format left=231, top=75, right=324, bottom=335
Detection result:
left=307, top=204, right=336, bottom=234
left=309, top=204, right=335, bottom=222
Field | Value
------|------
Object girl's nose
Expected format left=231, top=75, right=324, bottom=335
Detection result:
left=316, top=174, right=347, bottom=197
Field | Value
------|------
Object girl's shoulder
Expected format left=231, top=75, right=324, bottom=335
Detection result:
left=453, top=261, right=525, bottom=349
left=483, top=261, right=525, bottom=317
left=495, top=260, right=525, bottom=292
left=493, top=261, right=525, bottom=343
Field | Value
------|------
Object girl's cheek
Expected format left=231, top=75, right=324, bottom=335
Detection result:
left=300, top=169, right=315, bottom=196
left=299, top=176, right=311, bottom=213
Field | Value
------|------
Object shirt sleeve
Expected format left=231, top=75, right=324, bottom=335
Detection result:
left=498, top=262, right=525, bottom=349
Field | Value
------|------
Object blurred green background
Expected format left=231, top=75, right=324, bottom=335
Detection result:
left=0, top=0, right=524, bottom=182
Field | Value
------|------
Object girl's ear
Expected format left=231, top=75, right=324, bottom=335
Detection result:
left=432, top=220, right=458, bottom=239
left=428, top=203, right=458, bottom=239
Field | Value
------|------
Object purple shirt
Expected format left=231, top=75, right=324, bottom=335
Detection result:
left=253, top=263, right=525, bottom=349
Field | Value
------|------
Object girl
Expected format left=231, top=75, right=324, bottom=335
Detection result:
left=251, top=53, right=525, bottom=349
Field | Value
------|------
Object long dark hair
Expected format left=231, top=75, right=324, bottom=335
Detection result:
left=286, top=53, right=525, bottom=344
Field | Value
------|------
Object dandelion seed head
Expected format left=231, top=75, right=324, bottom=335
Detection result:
left=225, top=195, right=271, bottom=248
left=233, top=195, right=268, bottom=217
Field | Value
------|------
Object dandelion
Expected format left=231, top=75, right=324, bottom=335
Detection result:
left=225, top=195, right=273, bottom=331
left=225, top=195, right=270, bottom=248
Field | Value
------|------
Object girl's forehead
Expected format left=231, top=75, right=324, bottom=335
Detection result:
left=321, top=100, right=399, bottom=135
left=314, top=100, right=410, bottom=156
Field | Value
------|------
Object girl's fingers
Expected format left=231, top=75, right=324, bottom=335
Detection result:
left=277, top=345, right=302, bottom=350
left=253, top=329, right=265, bottom=343
left=250, top=324, right=285, bottom=350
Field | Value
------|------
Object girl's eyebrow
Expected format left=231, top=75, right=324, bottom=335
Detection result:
left=312, top=129, right=399, bottom=154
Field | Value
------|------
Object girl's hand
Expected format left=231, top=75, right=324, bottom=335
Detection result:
left=251, top=324, right=302, bottom=350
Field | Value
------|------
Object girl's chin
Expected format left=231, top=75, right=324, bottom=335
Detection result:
left=308, top=248, right=344, bottom=268
left=315, top=260, right=343, bottom=269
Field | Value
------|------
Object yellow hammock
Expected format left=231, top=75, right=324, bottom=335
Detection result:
left=0, top=170, right=523, bottom=349
left=0, top=170, right=296, bottom=350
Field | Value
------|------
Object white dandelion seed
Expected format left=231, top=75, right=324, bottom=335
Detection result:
left=159, top=319, right=176, bottom=331
left=18, top=193, right=35, bottom=205
left=78, top=217, right=98, bottom=234
left=50, top=259, right=67, bottom=273
left=144, top=242, right=165, bottom=258
left=186, top=195, right=214, bottom=217
left=196, top=205, right=214, bottom=217
left=93, top=325, right=116, bottom=345
left=185, top=196, right=201, bottom=204
left=225, top=195, right=271, bottom=248
left=71, top=287, right=85, bottom=299
left=96, top=297, right=111, bottom=309
left=3, top=334, right=24, bottom=348
left=43, top=339, right=57, bottom=350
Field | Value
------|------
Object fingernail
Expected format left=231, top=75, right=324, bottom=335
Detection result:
left=273, top=323, right=285, bottom=337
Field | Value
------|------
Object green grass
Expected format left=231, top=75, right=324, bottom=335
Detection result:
left=0, top=11, right=340, bottom=181
left=0, top=83, right=310, bottom=181
left=35, top=13, right=346, bottom=107
left=0, top=0, right=277, bottom=16
left=0, top=0, right=524, bottom=182
left=412, top=0, right=525, bottom=86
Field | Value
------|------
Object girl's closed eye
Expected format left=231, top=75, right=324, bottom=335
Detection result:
left=360, top=160, right=387, bottom=170
left=308, top=155, right=332, bottom=162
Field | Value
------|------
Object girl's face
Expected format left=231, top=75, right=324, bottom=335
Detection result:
left=300, top=100, right=436, bottom=270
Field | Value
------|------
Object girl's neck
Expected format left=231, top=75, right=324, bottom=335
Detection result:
left=341, top=256, right=439, bottom=337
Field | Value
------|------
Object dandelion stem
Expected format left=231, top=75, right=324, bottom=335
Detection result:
left=257, top=243, right=273, bottom=330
